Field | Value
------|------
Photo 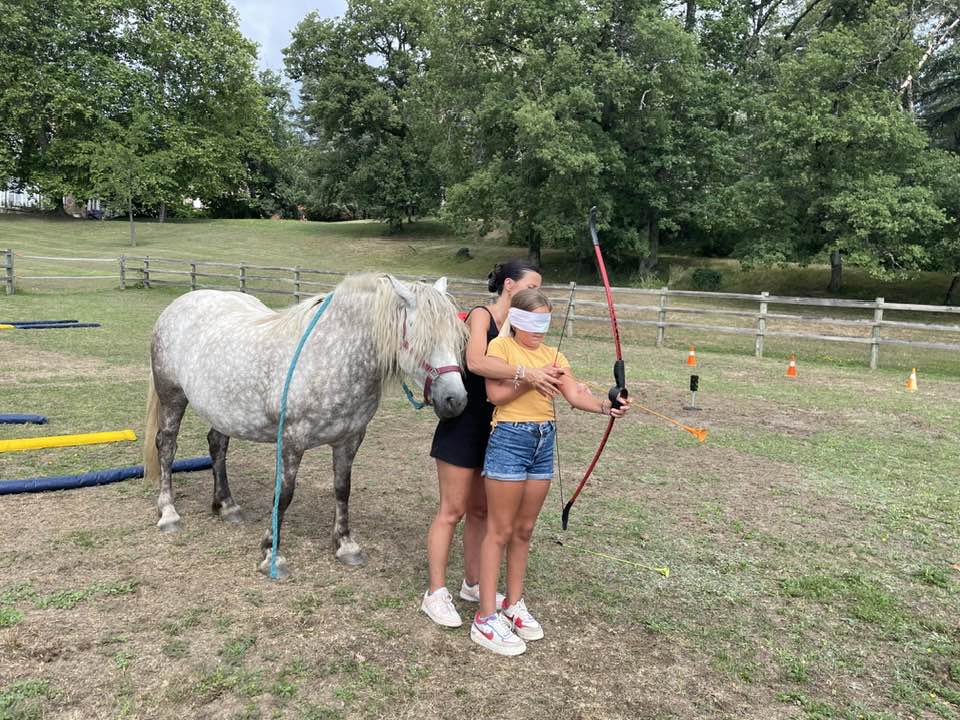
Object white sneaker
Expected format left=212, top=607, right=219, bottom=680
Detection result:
left=459, top=579, right=505, bottom=607
left=420, top=587, right=462, bottom=628
left=470, top=612, right=526, bottom=656
left=502, top=598, right=544, bottom=641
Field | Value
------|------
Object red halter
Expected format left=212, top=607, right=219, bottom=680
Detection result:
left=400, top=310, right=461, bottom=406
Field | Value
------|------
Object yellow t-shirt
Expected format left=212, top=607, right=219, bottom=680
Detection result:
left=486, top=336, right=570, bottom=424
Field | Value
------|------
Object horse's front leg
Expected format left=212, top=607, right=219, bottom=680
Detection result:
left=332, top=431, right=367, bottom=566
left=258, top=443, right=304, bottom=580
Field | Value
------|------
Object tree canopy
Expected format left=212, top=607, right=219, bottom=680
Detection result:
left=5, top=0, right=960, bottom=293
left=0, top=0, right=275, bottom=225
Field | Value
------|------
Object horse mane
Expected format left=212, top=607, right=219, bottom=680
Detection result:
left=256, top=273, right=468, bottom=379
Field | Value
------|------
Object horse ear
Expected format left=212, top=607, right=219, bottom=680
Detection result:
left=387, top=275, right=416, bottom=308
left=433, top=277, right=448, bottom=295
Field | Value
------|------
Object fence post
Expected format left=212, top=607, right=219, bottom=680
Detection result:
left=239, top=263, right=247, bottom=293
left=190, top=263, right=197, bottom=291
left=870, top=297, right=884, bottom=370
left=655, top=287, right=668, bottom=347
left=565, top=281, right=576, bottom=338
left=143, top=257, right=150, bottom=289
left=4, top=249, right=13, bottom=295
left=119, top=255, right=126, bottom=290
left=755, top=291, right=769, bottom=358
left=294, top=267, right=301, bottom=302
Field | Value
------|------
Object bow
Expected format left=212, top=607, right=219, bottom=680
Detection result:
left=561, top=206, right=628, bottom=530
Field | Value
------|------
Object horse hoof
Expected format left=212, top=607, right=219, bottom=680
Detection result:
left=157, top=508, right=182, bottom=533
left=157, top=519, right=181, bottom=533
left=336, top=550, right=368, bottom=567
left=258, top=555, right=290, bottom=580
left=219, top=506, right=244, bottom=524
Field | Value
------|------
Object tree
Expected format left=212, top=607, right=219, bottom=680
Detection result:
left=84, top=115, right=153, bottom=246
left=117, top=0, right=268, bottom=219
left=714, top=1, right=952, bottom=291
left=429, top=0, right=719, bottom=268
left=0, top=0, right=269, bottom=220
left=0, top=0, right=127, bottom=205
left=285, top=0, right=441, bottom=229
left=245, top=71, right=303, bottom=218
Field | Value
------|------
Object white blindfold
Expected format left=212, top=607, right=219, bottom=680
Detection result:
left=508, top=307, right=551, bottom=333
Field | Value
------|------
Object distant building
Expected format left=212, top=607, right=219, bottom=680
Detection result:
left=0, top=182, right=112, bottom=218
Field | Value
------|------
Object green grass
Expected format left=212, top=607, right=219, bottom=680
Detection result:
left=0, top=606, right=24, bottom=629
left=0, top=680, right=55, bottom=720
left=220, top=634, right=257, bottom=664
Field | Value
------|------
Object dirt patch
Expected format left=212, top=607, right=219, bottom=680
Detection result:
left=0, top=337, right=143, bottom=385
left=0, top=407, right=796, bottom=719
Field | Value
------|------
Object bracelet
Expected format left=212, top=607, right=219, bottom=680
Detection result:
left=512, top=365, right=525, bottom=389
left=600, top=399, right=610, bottom=416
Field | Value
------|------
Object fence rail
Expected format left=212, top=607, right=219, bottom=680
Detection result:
left=5, top=248, right=960, bottom=368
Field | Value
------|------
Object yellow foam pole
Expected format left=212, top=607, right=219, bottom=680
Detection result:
left=0, top=429, right=137, bottom=453
left=0, top=324, right=14, bottom=330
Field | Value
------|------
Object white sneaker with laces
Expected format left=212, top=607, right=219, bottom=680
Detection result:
left=470, top=612, right=527, bottom=656
left=420, top=587, right=462, bottom=628
left=459, top=579, right=505, bottom=606
left=502, top=598, right=544, bottom=641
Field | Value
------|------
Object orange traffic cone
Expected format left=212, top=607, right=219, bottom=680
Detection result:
left=686, top=346, right=697, bottom=367
left=905, top=368, right=918, bottom=392
left=786, top=354, right=798, bottom=378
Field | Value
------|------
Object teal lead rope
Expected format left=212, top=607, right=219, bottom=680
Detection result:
left=401, top=381, right=427, bottom=410
left=270, top=292, right=335, bottom=579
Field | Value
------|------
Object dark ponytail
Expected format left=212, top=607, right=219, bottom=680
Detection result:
left=487, top=258, right=540, bottom=294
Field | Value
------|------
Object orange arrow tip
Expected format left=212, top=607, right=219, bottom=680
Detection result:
left=692, top=428, right=708, bottom=443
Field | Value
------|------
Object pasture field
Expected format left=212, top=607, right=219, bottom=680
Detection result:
left=1, top=217, right=959, bottom=719
left=3, top=213, right=958, bottom=305
left=4, top=215, right=960, bottom=378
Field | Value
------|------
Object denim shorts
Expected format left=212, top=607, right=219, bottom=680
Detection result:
left=482, top=421, right=555, bottom=481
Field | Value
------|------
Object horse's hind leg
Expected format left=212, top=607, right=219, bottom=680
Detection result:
left=258, top=444, right=304, bottom=580
left=156, top=391, right=188, bottom=533
left=332, top=431, right=367, bottom=567
left=208, top=429, right=242, bottom=523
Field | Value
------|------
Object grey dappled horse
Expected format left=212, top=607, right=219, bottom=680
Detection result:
left=144, top=273, right=468, bottom=577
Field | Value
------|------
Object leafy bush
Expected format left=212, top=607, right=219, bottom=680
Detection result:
left=691, top=267, right=723, bottom=291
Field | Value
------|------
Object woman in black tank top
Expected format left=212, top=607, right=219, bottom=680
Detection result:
left=420, top=261, right=564, bottom=628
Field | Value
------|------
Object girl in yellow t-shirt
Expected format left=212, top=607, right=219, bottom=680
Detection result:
left=470, top=288, right=631, bottom=656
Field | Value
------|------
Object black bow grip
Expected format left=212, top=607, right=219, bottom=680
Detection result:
left=609, top=359, right=627, bottom=409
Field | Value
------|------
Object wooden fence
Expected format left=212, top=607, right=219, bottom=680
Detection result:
left=5, top=249, right=960, bottom=368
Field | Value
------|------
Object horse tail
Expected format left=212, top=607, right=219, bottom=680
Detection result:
left=144, top=362, right=161, bottom=486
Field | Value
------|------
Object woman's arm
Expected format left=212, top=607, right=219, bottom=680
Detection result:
left=464, top=310, right=516, bottom=380
left=464, top=310, right=562, bottom=394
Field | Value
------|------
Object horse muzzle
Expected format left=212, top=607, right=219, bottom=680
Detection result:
left=429, top=371, right=468, bottom=419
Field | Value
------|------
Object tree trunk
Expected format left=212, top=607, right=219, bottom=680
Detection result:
left=128, top=196, right=136, bottom=247
left=528, top=228, right=542, bottom=268
left=827, top=250, right=842, bottom=292
left=944, top=273, right=960, bottom=305
left=51, top=195, right=69, bottom=216
left=641, top=211, right=660, bottom=271
left=685, top=0, right=696, bottom=31
left=159, top=202, right=166, bottom=223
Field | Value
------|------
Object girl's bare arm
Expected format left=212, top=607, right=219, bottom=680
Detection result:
left=557, top=368, right=630, bottom=417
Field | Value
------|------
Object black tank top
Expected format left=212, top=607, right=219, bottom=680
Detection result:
left=463, top=307, right=499, bottom=415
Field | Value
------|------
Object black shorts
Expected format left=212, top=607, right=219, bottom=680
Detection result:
left=429, top=405, right=494, bottom=470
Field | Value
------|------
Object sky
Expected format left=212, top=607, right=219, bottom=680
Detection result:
left=231, top=0, right=347, bottom=76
